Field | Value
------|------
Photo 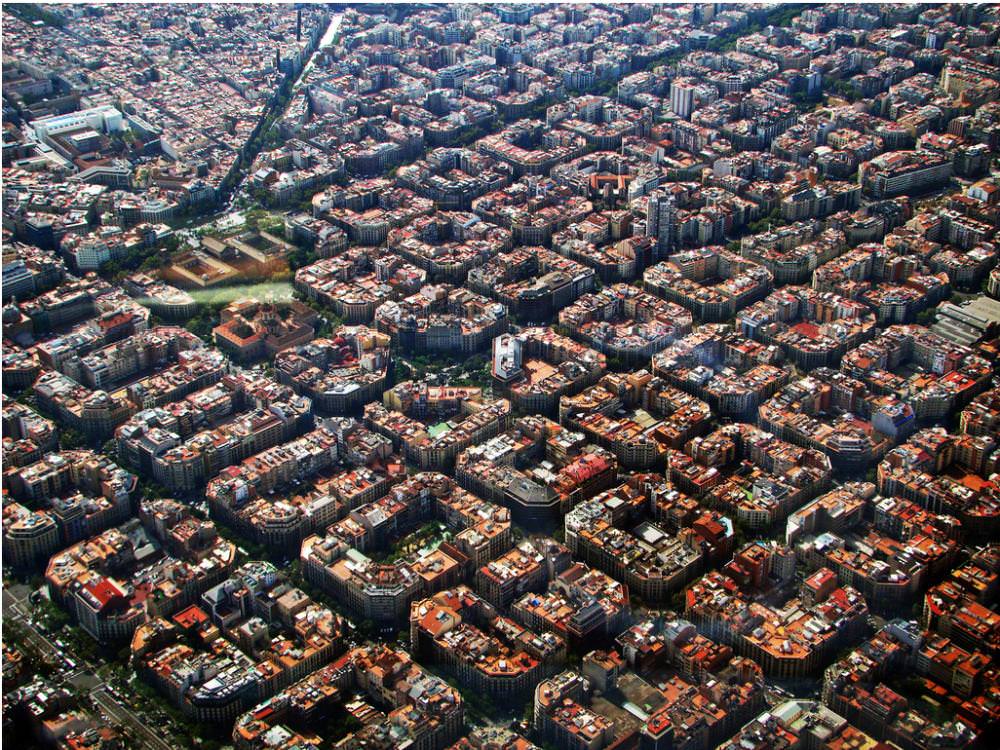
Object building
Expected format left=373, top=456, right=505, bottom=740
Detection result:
left=213, top=299, right=317, bottom=362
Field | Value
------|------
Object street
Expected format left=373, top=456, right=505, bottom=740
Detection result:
left=90, top=686, right=176, bottom=750
left=3, top=586, right=176, bottom=750
left=0, top=19, right=353, bottom=744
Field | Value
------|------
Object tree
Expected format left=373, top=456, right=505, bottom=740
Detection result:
left=185, top=316, right=214, bottom=342
left=59, top=428, right=88, bottom=451
left=99, top=259, right=123, bottom=279
left=766, top=4, right=807, bottom=27
left=289, top=244, right=318, bottom=271
left=139, top=480, right=171, bottom=501
left=356, top=619, right=379, bottom=642
left=37, top=598, right=71, bottom=632
left=262, top=128, right=282, bottom=150
left=831, top=80, right=859, bottom=102
left=8, top=3, right=66, bottom=27
left=606, top=355, right=625, bottom=371
left=732, top=521, right=750, bottom=551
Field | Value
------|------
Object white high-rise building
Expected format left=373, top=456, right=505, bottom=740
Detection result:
left=670, top=80, right=697, bottom=119
left=492, top=334, right=523, bottom=383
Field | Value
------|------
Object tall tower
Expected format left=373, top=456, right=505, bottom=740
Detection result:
left=646, top=192, right=677, bottom=256
left=670, top=79, right=696, bottom=119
